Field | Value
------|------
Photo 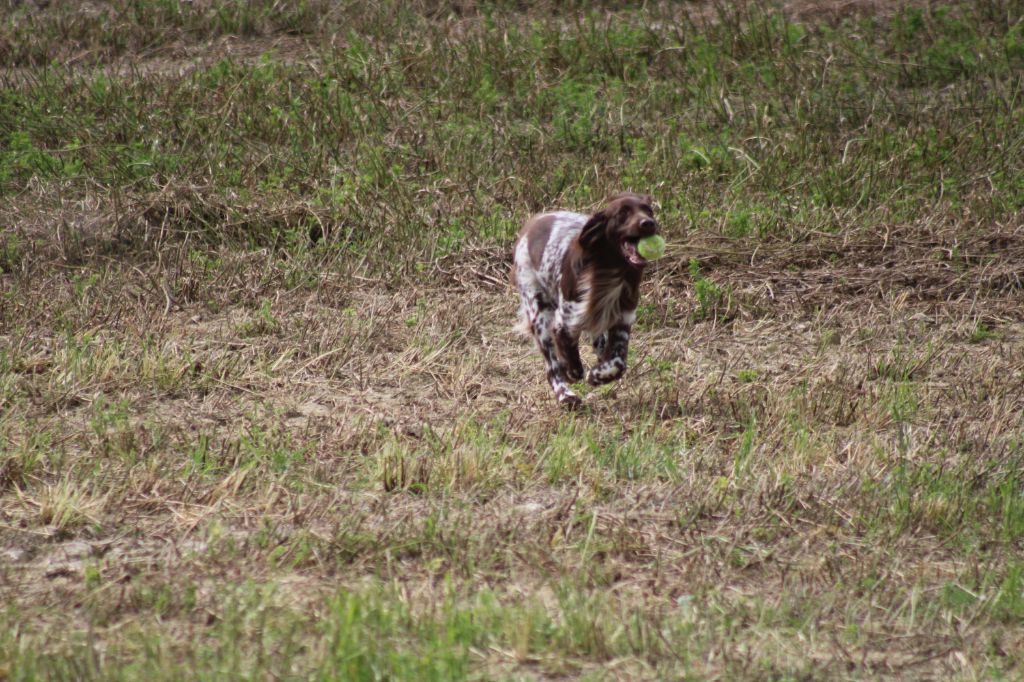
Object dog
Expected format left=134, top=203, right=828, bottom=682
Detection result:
left=513, top=192, right=658, bottom=408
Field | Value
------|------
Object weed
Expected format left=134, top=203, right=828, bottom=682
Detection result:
left=968, top=319, right=1000, bottom=343
left=30, top=477, right=106, bottom=533
left=236, top=298, right=282, bottom=338
left=688, top=258, right=734, bottom=322
left=736, top=369, right=760, bottom=383
left=871, top=340, right=935, bottom=382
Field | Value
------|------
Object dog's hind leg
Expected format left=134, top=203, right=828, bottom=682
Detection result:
left=516, top=276, right=580, bottom=408
left=535, top=298, right=581, bottom=408
left=553, top=300, right=584, bottom=383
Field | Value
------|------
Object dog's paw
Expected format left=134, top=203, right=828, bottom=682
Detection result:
left=587, top=362, right=625, bottom=386
left=564, top=363, right=584, bottom=383
left=558, top=392, right=583, bottom=410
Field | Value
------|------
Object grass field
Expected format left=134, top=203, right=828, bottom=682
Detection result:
left=2, top=0, right=1024, bottom=679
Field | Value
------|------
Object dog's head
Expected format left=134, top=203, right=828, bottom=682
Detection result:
left=578, top=192, right=657, bottom=269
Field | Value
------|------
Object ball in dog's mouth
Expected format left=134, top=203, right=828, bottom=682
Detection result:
left=636, top=234, right=665, bottom=260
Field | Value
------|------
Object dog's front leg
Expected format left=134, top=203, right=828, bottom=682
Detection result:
left=587, top=319, right=631, bottom=386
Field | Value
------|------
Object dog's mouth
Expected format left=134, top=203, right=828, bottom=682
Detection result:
left=621, top=238, right=647, bottom=268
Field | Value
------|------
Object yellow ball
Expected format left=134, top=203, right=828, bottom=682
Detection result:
left=637, top=235, right=666, bottom=260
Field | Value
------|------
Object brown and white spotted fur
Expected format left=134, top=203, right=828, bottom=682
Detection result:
left=513, top=192, right=658, bottom=408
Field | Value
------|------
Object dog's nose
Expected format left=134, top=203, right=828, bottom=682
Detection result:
left=639, top=218, right=657, bottom=235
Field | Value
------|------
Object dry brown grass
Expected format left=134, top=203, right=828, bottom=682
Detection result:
left=3, top=0, right=1024, bottom=679
left=4, top=214, right=1023, bottom=677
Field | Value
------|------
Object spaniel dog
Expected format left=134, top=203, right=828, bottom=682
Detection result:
left=513, top=192, right=658, bottom=408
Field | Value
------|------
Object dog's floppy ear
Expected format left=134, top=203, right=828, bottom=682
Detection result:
left=579, top=209, right=609, bottom=249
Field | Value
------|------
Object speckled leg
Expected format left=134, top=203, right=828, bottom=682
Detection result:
left=520, top=288, right=581, bottom=408
left=587, top=323, right=630, bottom=386
left=553, top=300, right=584, bottom=383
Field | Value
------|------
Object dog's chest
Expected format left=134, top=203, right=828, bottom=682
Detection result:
left=574, top=274, right=627, bottom=334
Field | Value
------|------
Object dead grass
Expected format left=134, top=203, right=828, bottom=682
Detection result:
left=3, top=0, right=1024, bottom=679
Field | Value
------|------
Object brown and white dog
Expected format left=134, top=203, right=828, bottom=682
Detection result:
left=513, top=192, right=658, bottom=408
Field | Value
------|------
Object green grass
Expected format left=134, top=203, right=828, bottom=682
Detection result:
left=3, top=1, right=1023, bottom=269
left=2, top=0, right=1024, bottom=680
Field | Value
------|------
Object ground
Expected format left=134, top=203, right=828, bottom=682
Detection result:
left=2, top=1, right=1024, bottom=680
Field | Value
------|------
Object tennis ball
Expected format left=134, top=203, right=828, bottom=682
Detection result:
left=637, top=234, right=666, bottom=260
